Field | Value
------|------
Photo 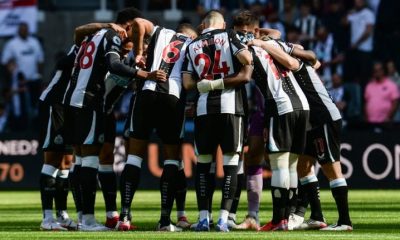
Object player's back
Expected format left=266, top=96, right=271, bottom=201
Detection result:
left=141, top=26, right=191, bottom=99
left=64, top=29, right=120, bottom=111
left=40, top=45, right=78, bottom=104
left=250, top=45, right=309, bottom=117
left=185, top=28, right=246, bottom=116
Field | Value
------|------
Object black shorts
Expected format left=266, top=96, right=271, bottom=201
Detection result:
left=266, top=110, right=310, bottom=154
left=194, top=114, right=244, bottom=155
left=129, top=90, right=184, bottom=144
left=104, top=113, right=116, bottom=144
left=64, top=106, right=105, bottom=146
left=39, top=101, right=73, bottom=153
left=304, top=120, right=342, bottom=164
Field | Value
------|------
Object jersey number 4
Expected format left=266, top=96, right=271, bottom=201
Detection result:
left=78, top=41, right=96, bottom=69
left=194, top=50, right=230, bottom=80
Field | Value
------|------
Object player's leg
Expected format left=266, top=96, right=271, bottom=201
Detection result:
left=228, top=158, right=244, bottom=229
left=38, top=102, right=67, bottom=230
left=260, top=113, right=298, bottom=231
left=55, top=154, right=77, bottom=230
left=216, top=114, right=244, bottom=232
left=99, top=114, right=118, bottom=229
left=175, top=160, right=190, bottom=229
left=318, top=120, right=352, bottom=231
left=237, top=135, right=265, bottom=230
left=155, top=94, right=185, bottom=231
left=193, top=115, right=218, bottom=231
left=78, top=109, right=107, bottom=231
left=118, top=91, right=154, bottom=230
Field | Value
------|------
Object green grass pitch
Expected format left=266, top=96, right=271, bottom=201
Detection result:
left=0, top=190, right=399, bottom=239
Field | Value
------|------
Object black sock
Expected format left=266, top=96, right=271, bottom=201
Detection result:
left=271, top=187, right=289, bottom=224
left=69, top=164, right=82, bottom=213
left=285, top=187, right=297, bottom=218
left=119, top=164, right=141, bottom=221
left=208, top=172, right=216, bottom=215
left=230, top=173, right=243, bottom=215
left=175, top=169, right=187, bottom=213
left=331, top=186, right=351, bottom=226
left=80, top=166, right=98, bottom=214
left=306, top=181, right=324, bottom=221
left=98, top=170, right=117, bottom=213
left=159, top=164, right=179, bottom=226
left=220, top=165, right=238, bottom=211
left=55, top=172, right=69, bottom=216
left=40, top=173, right=56, bottom=212
left=294, top=183, right=308, bottom=218
left=195, top=162, right=211, bottom=211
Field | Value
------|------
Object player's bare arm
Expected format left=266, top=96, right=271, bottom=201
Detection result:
left=74, top=22, right=127, bottom=46
left=259, top=28, right=281, bottom=39
left=182, top=73, right=197, bottom=90
left=248, top=39, right=300, bottom=71
left=106, top=52, right=166, bottom=81
left=132, top=18, right=154, bottom=67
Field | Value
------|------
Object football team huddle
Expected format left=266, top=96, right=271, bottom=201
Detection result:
left=38, top=7, right=353, bottom=232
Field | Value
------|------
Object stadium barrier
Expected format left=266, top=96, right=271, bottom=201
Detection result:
left=0, top=130, right=399, bottom=189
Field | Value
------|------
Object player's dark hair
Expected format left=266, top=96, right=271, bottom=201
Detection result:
left=232, top=10, right=259, bottom=27
left=115, top=7, right=142, bottom=24
left=176, top=23, right=197, bottom=35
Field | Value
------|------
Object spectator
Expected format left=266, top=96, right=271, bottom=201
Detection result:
left=197, top=0, right=223, bottom=20
left=3, top=60, right=30, bottom=131
left=322, top=0, right=349, bottom=53
left=279, top=0, right=298, bottom=26
left=330, top=73, right=350, bottom=122
left=387, top=60, right=400, bottom=122
left=294, top=1, right=320, bottom=49
left=344, top=0, right=375, bottom=87
left=364, top=62, right=399, bottom=123
left=313, top=26, right=344, bottom=88
left=1, top=22, right=44, bottom=120
left=262, top=7, right=286, bottom=40
left=0, top=102, right=8, bottom=133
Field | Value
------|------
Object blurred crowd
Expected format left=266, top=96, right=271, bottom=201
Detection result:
left=1, top=0, right=400, bottom=133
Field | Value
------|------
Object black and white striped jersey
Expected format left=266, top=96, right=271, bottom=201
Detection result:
left=277, top=40, right=341, bottom=127
left=140, top=26, right=192, bottom=99
left=63, top=29, right=123, bottom=111
left=250, top=43, right=309, bottom=118
left=39, top=45, right=78, bottom=104
left=182, top=28, right=247, bottom=116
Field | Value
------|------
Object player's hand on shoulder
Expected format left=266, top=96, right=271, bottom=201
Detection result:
left=109, top=23, right=127, bottom=39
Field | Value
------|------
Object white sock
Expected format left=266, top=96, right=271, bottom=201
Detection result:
left=219, top=210, right=229, bottom=222
left=199, top=210, right=209, bottom=221
left=177, top=211, right=186, bottom=219
left=82, top=214, right=95, bottom=225
left=43, top=209, right=53, bottom=222
left=106, top=211, right=118, bottom=219
left=228, top=213, right=236, bottom=221
left=248, top=211, right=259, bottom=221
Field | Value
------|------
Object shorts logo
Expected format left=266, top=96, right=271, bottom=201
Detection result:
left=98, top=134, right=105, bottom=143
left=314, top=138, right=325, bottom=161
left=54, top=135, right=63, bottom=145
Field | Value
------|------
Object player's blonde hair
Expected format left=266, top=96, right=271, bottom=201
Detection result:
left=202, top=10, right=225, bottom=28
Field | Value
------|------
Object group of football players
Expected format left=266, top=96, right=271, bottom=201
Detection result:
left=38, top=7, right=352, bottom=232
